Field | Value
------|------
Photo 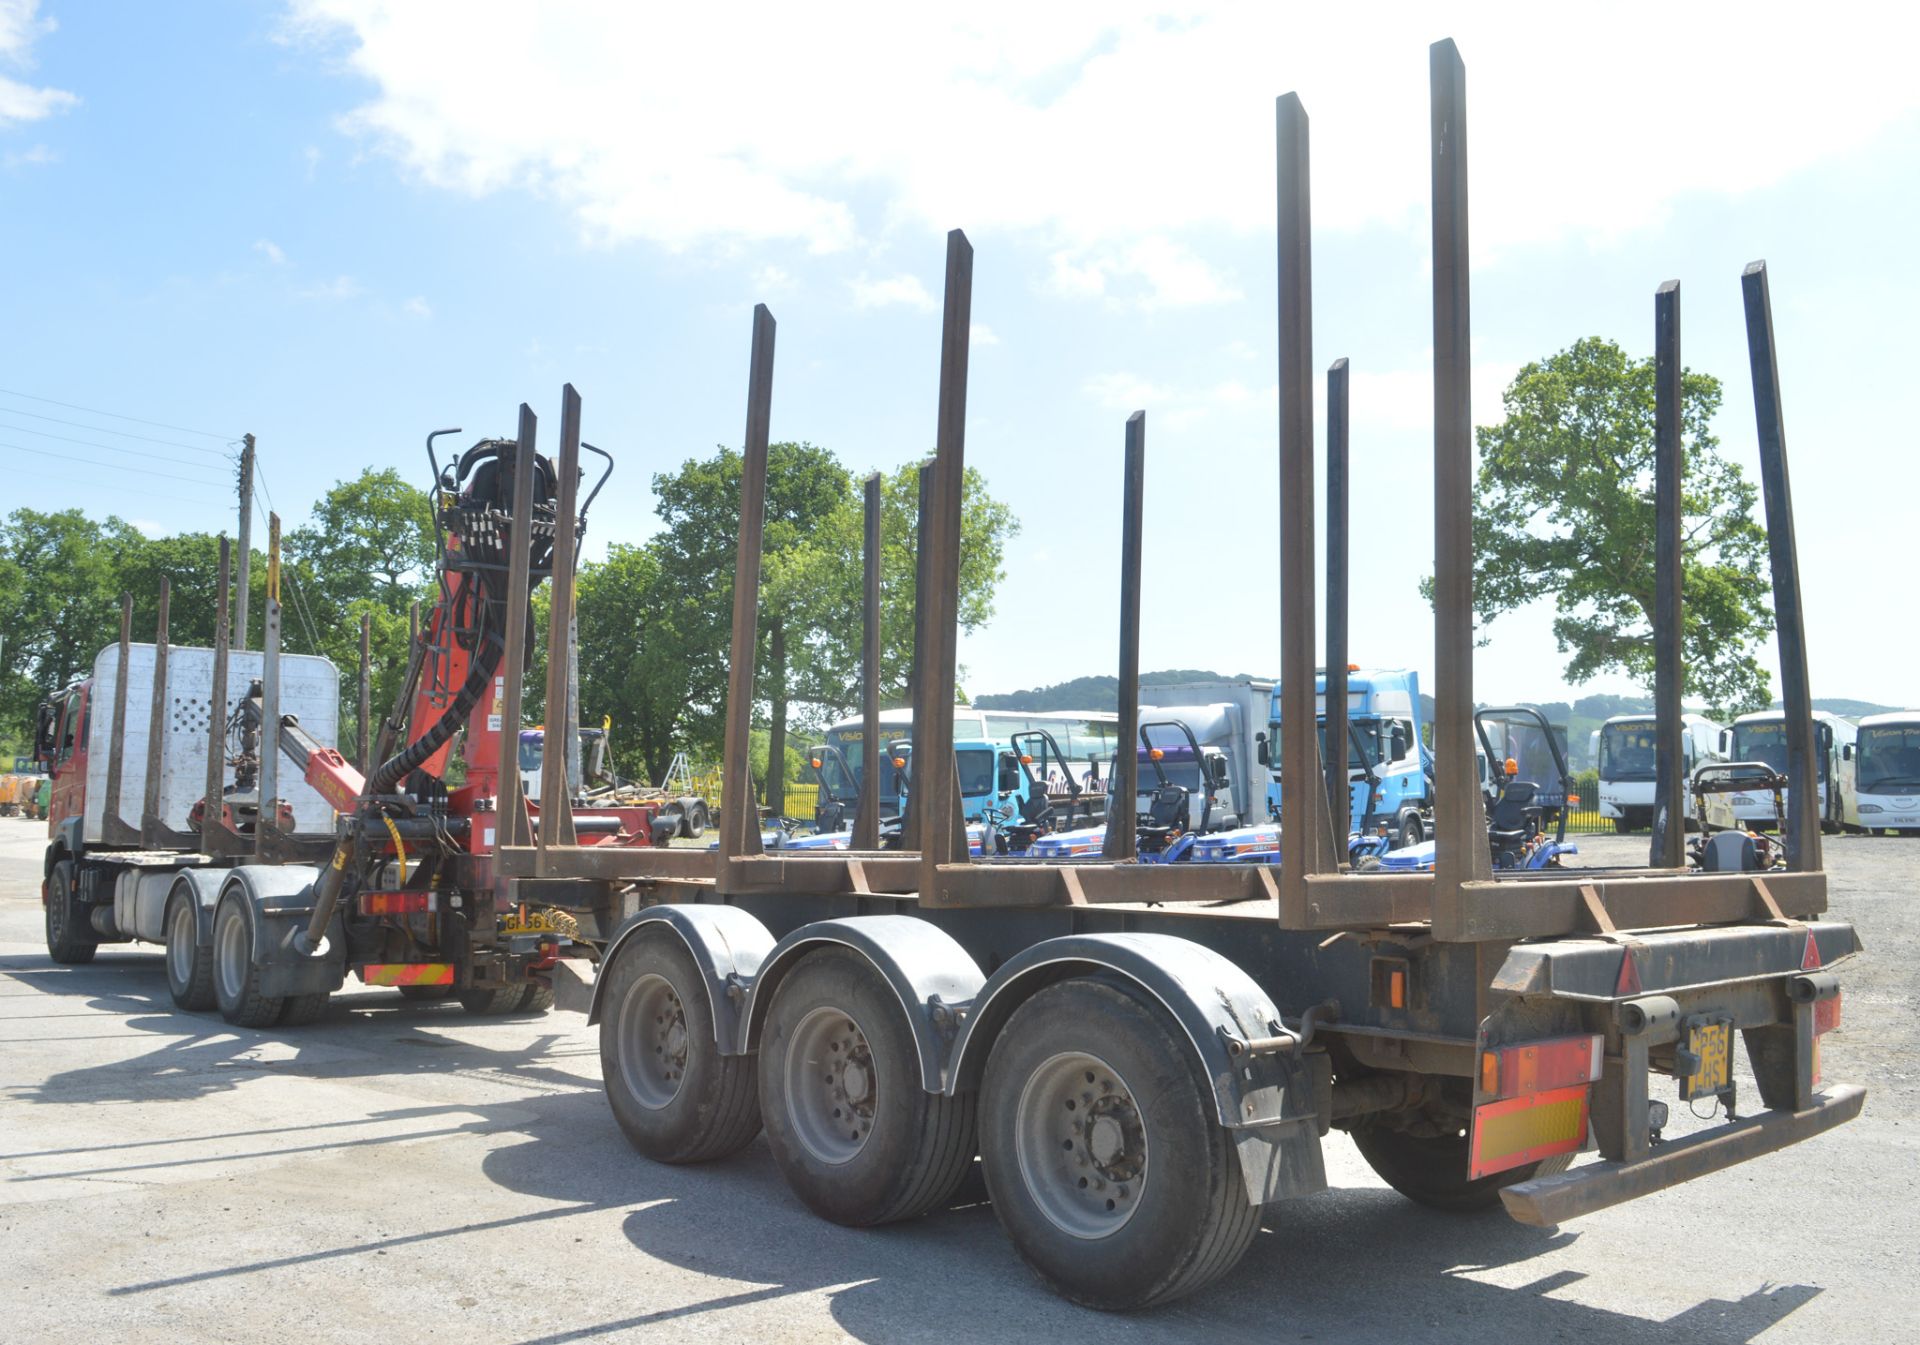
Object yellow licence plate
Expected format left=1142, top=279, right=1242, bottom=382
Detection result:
left=1680, top=1019, right=1732, bottom=1100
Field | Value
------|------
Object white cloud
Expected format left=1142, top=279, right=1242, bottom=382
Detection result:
left=254, top=239, right=287, bottom=264
left=0, top=1, right=75, bottom=127
left=297, top=274, right=364, bottom=301
left=1083, top=371, right=1170, bottom=411
left=849, top=272, right=936, bottom=312
left=1, top=140, right=52, bottom=166
left=970, top=322, right=1000, bottom=346
left=285, top=2, right=1920, bottom=273
left=403, top=294, right=431, bottom=318
left=753, top=264, right=796, bottom=297
left=1348, top=356, right=1520, bottom=432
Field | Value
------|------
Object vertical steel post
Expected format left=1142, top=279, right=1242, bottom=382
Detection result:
left=256, top=523, right=282, bottom=858
left=854, top=471, right=883, bottom=850
left=537, top=384, right=584, bottom=867
left=1325, top=358, right=1351, bottom=852
left=1651, top=281, right=1688, bottom=870
left=357, top=611, right=372, bottom=776
left=1430, top=38, right=1492, bottom=922
left=235, top=434, right=254, bottom=652
left=494, top=407, right=540, bottom=852
left=718, top=306, right=776, bottom=866
left=102, top=592, right=134, bottom=842
left=140, top=577, right=173, bottom=845
left=203, top=538, right=232, bottom=849
left=1103, top=412, right=1146, bottom=861
left=1741, top=261, right=1821, bottom=872
left=917, top=230, right=974, bottom=905
left=902, top=459, right=935, bottom=851
left=1277, top=92, right=1327, bottom=922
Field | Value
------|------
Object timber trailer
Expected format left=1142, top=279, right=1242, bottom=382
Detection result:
left=35, top=397, right=665, bottom=1026
left=499, top=41, right=1862, bottom=1311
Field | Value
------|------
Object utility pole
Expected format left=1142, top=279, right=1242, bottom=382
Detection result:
left=234, top=433, right=256, bottom=651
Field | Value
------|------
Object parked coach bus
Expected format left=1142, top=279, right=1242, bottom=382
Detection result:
left=1594, top=712, right=1725, bottom=833
left=1718, top=709, right=1858, bottom=833
left=1854, top=712, right=1920, bottom=834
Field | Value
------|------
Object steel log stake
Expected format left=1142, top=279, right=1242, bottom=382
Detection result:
left=1276, top=91, right=1329, bottom=925
left=903, top=459, right=935, bottom=852
left=1428, top=39, right=1493, bottom=942
left=718, top=307, right=776, bottom=870
left=1103, top=412, right=1146, bottom=861
left=536, top=384, right=584, bottom=871
left=917, top=230, right=975, bottom=905
left=494, top=407, right=541, bottom=855
left=854, top=471, right=883, bottom=851
left=139, top=577, right=177, bottom=847
left=1651, top=281, right=1687, bottom=870
left=1741, top=262, right=1821, bottom=872
left=202, top=539, right=232, bottom=852
left=1326, top=358, right=1351, bottom=852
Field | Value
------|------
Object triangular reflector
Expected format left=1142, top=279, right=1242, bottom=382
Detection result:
left=1615, top=949, right=1642, bottom=996
left=1802, top=930, right=1822, bottom=970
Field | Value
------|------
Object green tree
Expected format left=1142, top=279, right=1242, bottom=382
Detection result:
left=573, top=543, right=710, bottom=784
left=1456, top=337, right=1773, bottom=717
left=0, top=508, right=139, bottom=738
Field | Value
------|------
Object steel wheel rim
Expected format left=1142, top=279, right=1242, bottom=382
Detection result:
left=215, top=904, right=248, bottom=1003
left=784, top=1005, right=876, bottom=1165
left=1014, top=1050, right=1149, bottom=1239
left=167, top=903, right=195, bottom=987
left=617, top=972, right=689, bottom=1110
left=47, top=869, right=69, bottom=941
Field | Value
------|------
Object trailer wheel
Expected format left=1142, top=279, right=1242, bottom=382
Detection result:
left=518, top=984, right=555, bottom=1012
left=213, top=895, right=284, bottom=1028
left=398, top=983, right=454, bottom=1001
left=164, top=895, right=215, bottom=1010
left=280, top=992, right=331, bottom=1026
left=1349, top=1098, right=1570, bottom=1213
left=684, top=800, right=709, bottom=840
left=600, top=932, right=760, bottom=1163
left=458, top=986, right=524, bottom=1015
left=979, top=976, right=1257, bottom=1310
left=45, top=859, right=97, bottom=965
left=758, top=947, right=975, bottom=1226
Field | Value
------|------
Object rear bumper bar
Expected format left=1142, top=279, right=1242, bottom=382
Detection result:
left=1500, top=1083, right=1865, bottom=1227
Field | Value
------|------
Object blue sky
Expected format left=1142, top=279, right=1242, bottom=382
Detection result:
left=2, top=2, right=1916, bottom=711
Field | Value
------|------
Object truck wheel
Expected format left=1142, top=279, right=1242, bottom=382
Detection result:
left=518, top=984, right=555, bottom=1012
left=164, top=895, right=215, bottom=1010
left=45, top=859, right=97, bottom=965
left=979, top=976, right=1258, bottom=1310
left=458, top=986, right=525, bottom=1015
left=685, top=801, right=709, bottom=840
left=1398, top=815, right=1424, bottom=848
left=398, top=983, right=454, bottom=1001
left=758, top=947, right=975, bottom=1226
left=1612, top=817, right=1636, bottom=835
left=280, top=993, right=331, bottom=1026
left=1349, top=1104, right=1569, bottom=1212
left=213, top=895, right=285, bottom=1028
left=600, top=931, right=760, bottom=1162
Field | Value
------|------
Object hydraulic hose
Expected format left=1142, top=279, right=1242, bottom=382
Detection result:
left=368, top=625, right=503, bottom=795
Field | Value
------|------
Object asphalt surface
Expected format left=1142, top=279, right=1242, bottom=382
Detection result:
left=2, top=818, right=1914, bottom=1343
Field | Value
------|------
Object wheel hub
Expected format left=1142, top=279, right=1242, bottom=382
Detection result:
left=1015, top=1052, right=1150, bottom=1239
left=618, top=972, right=691, bottom=1111
left=785, top=1010, right=877, bottom=1164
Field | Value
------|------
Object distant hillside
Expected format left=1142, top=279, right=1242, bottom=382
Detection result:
left=975, top=670, right=1258, bottom=712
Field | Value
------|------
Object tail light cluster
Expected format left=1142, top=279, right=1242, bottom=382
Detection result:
left=1469, top=1034, right=1603, bottom=1181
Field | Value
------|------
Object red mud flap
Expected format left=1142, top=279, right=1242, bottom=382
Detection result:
left=1501, top=1083, right=1865, bottom=1227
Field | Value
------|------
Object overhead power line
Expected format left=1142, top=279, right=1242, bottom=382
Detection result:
left=0, top=385, right=235, bottom=442
left=0, top=438, right=225, bottom=486
left=0, top=417, right=233, bottom=474
left=0, top=403, right=235, bottom=457
left=6, top=462, right=217, bottom=509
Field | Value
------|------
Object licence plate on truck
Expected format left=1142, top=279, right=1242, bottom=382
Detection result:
left=1679, top=1018, right=1732, bottom=1100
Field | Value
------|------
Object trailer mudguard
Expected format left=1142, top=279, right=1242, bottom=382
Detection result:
left=217, top=865, right=344, bottom=999
left=586, top=904, right=776, bottom=1051
left=166, top=867, right=227, bottom=946
left=944, top=932, right=1327, bottom=1205
left=738, top=916, right=985, bottom=1091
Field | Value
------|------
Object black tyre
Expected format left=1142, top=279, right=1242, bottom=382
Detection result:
left=758, top=947, right=975, bottom=1226
left=280, top=992, right=331, bottom=1026
left=1397, top=814, right=1424, bottom=848
left=600, top=931, right=761, bottom=1163
left=1348, top=1092, right=1571, bottom=1213
left=979, top=976, right=1257, bottom=1310
left=164, top=894, right=215, bottom=1010
left=458, top=985, right=525, bottom=1015
left=213, top=894, right=284, bottom=1028
left=685, top=801, right=709, bottom=840
left=518, top=983, right=555, bottom=1013
left=1613, top=817, right=1637, bottom=835
left=398, top=983, right=455, bottom=1001
left=45, top=859, right=97, bottom=965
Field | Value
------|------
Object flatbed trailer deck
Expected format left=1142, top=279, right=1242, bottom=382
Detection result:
left=500, top=39, right=1862, bottom=1311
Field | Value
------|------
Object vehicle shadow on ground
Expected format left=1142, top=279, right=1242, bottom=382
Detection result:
left=484, top=1121, right=1820, bottom=1345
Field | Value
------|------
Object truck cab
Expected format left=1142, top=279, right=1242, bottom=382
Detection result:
left=32, top=681, right=92, bottom=840
left=1268, top=668, right=1432, bottom=848
left=893, top=737, right=1037, bottom=826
